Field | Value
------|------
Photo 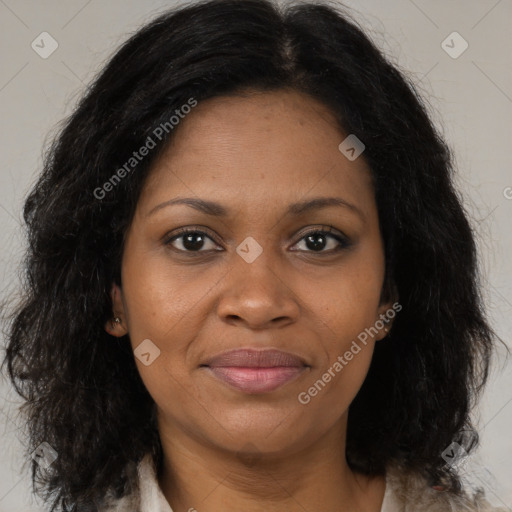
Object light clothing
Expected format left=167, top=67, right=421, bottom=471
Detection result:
left=102, top=453, right=507, bottom=511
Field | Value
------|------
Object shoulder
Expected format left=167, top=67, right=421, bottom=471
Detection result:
left=99, top=453, right=172, bottom=512
left=384, top=462, right=508, bottom=512
left=99, top=483, right=140, bottom=512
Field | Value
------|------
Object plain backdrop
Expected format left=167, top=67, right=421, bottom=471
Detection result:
left=0, top=1, right=511, bottom=511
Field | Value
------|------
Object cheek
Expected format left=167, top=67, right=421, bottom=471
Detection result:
left=298, top=307, right=378, bottom=419
left=120, top=246, right=216, bottom=345
left=295, top=246, right=384, bottom=406
left=298, top=345, right=374, bottom=430
left=120, top=248, right=224, bottom=412
left=301, top=255, right=384, bottom=340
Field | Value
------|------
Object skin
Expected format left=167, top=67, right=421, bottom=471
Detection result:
left=106, top=88, right=394, bottom=512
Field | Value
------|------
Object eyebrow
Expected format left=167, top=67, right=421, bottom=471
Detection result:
left=147, top=196, right=365, bottom=220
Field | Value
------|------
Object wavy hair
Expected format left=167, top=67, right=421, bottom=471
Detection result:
left=1, top=0, right=501, bottom=510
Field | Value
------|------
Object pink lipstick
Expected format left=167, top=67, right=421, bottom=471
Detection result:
left=202, top=348, right=308, bottom=394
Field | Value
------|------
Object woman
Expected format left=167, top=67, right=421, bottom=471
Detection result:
left=1, top=0, right=508, bottom=510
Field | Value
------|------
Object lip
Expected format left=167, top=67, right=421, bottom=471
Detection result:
left=202, top=348, right=309, bottom=394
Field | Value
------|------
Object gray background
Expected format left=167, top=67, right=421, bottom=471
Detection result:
left=1, top=0, right=511, bottom=510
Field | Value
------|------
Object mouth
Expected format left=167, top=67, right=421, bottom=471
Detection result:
left=201, top=348, right=310, bottom=394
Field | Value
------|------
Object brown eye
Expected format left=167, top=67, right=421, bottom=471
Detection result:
left=165, top=228, right=222, bottom=253
left=291, top=227, right=351, bottom=254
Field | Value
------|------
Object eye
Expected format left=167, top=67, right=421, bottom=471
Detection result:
left=164, top=225, right=351, bottom=255
left=164, top=228, right=222, bottom=253
left=291, top=226, right=351, bottom=254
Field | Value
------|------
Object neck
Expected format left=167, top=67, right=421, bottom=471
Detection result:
left=156, top=417, right=386, bottom=512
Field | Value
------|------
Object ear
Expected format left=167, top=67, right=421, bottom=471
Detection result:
left=373, top=280, right=400, bottom=341
left=104, top=283, right=128, bottom=337
left=373, top=300, right=395, bottom=341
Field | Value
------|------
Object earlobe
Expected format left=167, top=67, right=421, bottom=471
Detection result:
left=376, top=324, right=391, bottom=341
left=105, top=316, right=127, bottom=337
left=375, top=301, right=396, bottom=341
left=376, top=281, right=399, bottom=340
left=104, top=283, right=128, bottom=337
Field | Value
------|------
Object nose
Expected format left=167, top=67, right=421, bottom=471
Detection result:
left=215, top=249, right=300, bottom=330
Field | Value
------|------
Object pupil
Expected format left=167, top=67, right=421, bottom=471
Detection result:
left=306, top=233, right=326, bottom=251
left=184, top=233, right=204, bottom=251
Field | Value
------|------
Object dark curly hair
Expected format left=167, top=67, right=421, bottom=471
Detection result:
left=1, top=0, right=503, bottom=510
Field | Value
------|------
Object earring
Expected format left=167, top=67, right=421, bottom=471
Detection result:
left=111, top=317, right=121, bottom=329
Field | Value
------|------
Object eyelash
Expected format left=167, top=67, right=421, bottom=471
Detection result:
left=164, top=226, right=351, bottom=256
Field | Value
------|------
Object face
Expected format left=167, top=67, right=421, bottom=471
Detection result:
left=107, top=88, right=393, bottom=458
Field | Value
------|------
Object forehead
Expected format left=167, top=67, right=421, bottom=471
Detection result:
left=139, top=89, right=374, bottom=216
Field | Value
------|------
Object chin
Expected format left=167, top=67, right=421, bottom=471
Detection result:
left=203, top=414, right=310, bottom=455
